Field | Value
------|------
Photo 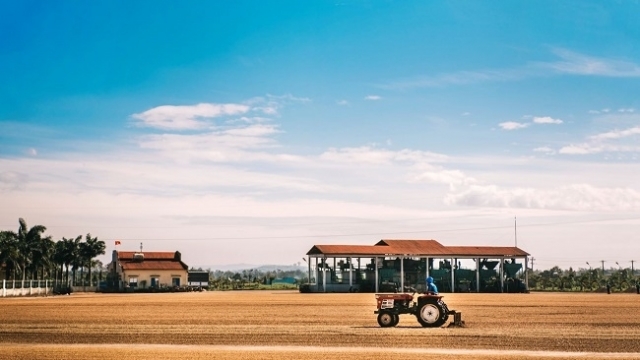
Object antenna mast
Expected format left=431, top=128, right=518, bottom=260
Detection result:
left=514, top=216, right=518, bottom=248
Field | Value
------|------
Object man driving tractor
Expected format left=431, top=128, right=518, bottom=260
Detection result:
left=426, top=276, right=438, bottom=294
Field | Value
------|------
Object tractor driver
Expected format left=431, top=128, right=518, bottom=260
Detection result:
left=426, top=276, right=438, bottom=294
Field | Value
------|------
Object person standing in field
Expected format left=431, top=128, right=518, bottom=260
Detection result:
left=426, top=276, right=438, bottom=294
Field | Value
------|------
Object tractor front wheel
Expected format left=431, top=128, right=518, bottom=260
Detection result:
left=377, top=312, right=396, bottom=327
left=416, top=301, right=446, bottom=328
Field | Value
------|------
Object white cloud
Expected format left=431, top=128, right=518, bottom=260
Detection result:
left=445, top=183, right=640, bottom=211
left=337, top=100, right=349, bottom=106
left=589, top=126, right=640, bottom=141
left=533, top=147, right=555, bottom=155
left=364, top=95, right=382, bottom=101
left=0, top=171, right=28, bottom=191
left=499, top=121, right=529, bottom=130
left=319, top=146, right=447, bottom=165
left=381, top=49, right=640, bottom=90
left=132, top=103, right=250, bottom=130
left=618, top=108, right=636, bottom=113
left=533, top=116, right=563, bottom=125
left=461, top=112, right=470, bottom=116
left=559, top=125, right=640, bottom=155
left=543, top=49, right=640, bottom=77
left=27, top=148, right=37, bottom=156
left=410, top=168, right=476, bottom=187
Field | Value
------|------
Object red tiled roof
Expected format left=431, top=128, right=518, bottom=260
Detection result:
left=117, top=251, right=176, bottom=260
left=121, top=261, right=187, bottom=271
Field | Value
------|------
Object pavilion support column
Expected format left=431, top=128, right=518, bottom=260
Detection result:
left=375, top=257, right=379, bottom=293
left=524, top=256, right=529, bottom=291
left=425, top=257, right=430, bottom=292
left=323, top=256, right=327, bottom=293
left=400, top=256, right=405, bottom=292
left=333, top=258, right=336, bottom=284
left=451, top=258, right=455, bottom=293
left=308, top=256, right=311, bottom=285
left=315, top=257, right=318, bottom=285
left=426, top=257, right=430, bottom=278
left=476, top=258, right=480, bottom=293
left=500, top=258, right=504, bottom=293
left=348, top=257, right=353, bottom=287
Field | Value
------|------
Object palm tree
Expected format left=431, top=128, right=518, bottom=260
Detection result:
left=53, top=241, right=67, bottom=285
left=31, top=235, right=55, bottom=281
left=0, top=231, right=19, bottom=280
left=61, top=236, right=81, bottom=285
left=16, top=218, right=48, bottom=282
left=82, top=234, right=105, bottom=288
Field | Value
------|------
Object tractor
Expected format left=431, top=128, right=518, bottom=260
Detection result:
left=374, top=291, right=462, bottom=327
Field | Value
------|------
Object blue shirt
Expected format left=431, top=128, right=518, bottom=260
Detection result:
left=427, top=282, right=438, bottom=293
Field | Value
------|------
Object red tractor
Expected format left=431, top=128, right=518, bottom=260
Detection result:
left=374, top=291, right=462, bottom=327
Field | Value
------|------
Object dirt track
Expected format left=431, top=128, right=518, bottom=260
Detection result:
left=1, top=291, right=639, bottom=359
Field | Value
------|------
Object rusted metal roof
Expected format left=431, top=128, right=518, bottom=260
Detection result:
left=117, top=251, right=177, bottom=260
left=307, top=245, right=392, bottom=256
left=121, top=261, right=187, bottom=271
left=445, top=246, right=529, bottom=257
left=376, top=239, right=451, bottom=255
left=307, top=239, right=529, bottom=257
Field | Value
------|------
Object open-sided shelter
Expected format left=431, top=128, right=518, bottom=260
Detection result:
left=304, top=239, right=529, bottom=293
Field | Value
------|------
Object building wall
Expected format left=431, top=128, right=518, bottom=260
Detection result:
left=122, top=269, right=187, bottom=288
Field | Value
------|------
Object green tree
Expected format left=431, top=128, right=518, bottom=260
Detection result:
left=16, top=218, right=48, bottom=281
left=0, top=230, right=19, bottom=280
left=80, top=234, right=106, bottom=288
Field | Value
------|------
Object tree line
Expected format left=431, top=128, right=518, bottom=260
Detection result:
left=527, top=266, right=638, bottom=292
left=0, top=218, right=106, bottom=286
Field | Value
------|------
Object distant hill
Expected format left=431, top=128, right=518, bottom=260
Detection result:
left=192, top=264, right=306, bottom=272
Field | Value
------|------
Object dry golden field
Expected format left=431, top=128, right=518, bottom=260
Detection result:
left=1, top=291, right=640, bottom=359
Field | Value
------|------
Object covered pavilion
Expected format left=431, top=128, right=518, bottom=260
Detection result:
left=304, top=239, right=529, bottom=293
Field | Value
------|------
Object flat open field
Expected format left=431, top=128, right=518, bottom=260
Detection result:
left=1, top=291, right=640, bottom=360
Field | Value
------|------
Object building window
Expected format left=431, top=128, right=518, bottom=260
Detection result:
left=129, top=276, right=138, bottom=288
left=172, top=277, right=180, bottom=287
left=150, top=277, right=159, bottom=288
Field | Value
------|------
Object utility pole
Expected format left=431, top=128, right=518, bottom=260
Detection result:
left=530, top=257, right=535, bottom=271
left=600, top=260, right=605, bottom=272
left=632, top=260, right=636, bottom=274
left=514, top=216, right=517, bottom=248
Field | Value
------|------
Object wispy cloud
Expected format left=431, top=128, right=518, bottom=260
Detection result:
left=132, top=103, right=249, bottom=130
left=540, top=48, right=640, bottom=77
left=337, top=100, right=349, bottom=106
left=559, top=125, right=640, bottom=155
left=500, top=115, right=563, bottom=131
left=382, top=48, right=640, bottom=89
left=445, top=183, right=640, bottom=211
left=364, top=95, right=382, bottom=101
left=533, top=146, right=555, bottom=155
left=319, top=146, right=447, bottom=165
left=533, top=116, right=563, bottom=124
left=499, top=121, right=529, bottom=130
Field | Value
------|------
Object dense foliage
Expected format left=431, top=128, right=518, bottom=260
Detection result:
left=0, top=218, right=106, bottom=286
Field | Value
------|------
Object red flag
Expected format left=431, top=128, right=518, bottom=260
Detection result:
left=115, top=240, right=121, bottom=246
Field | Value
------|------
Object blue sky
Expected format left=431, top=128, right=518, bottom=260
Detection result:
left=2, top=1, right=640, bottom=269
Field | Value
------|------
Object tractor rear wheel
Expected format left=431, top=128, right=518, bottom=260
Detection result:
left=377, top=312, right=396, bottom=327
left=416, top=301, right=446, bottom=328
